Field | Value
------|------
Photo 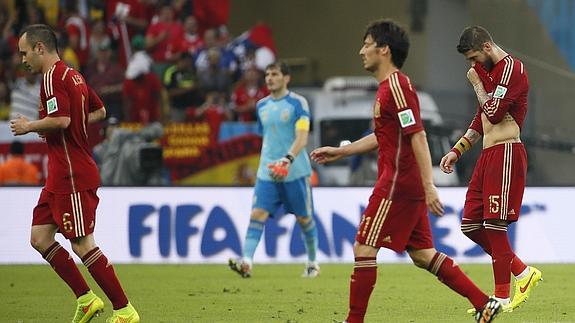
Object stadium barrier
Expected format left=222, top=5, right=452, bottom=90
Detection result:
left=1, top=187, right=574, bottom=264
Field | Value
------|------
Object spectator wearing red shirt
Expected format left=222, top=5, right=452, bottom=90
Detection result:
left=179, top=15, right=204, bottom=56
left=107, top=0, right=155, bottom=67
left=231, top=67, right=268, bottom=122
left=144, top=5, right=184, bottom=63
left=123, top=39, right=162, bottom=123
left=62, top=0, right=90, bottom=69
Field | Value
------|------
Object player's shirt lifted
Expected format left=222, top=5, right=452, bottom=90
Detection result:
left=373, top=71, right=425, bottom=200
left=468, top=55, right=528, bottom=134
left=255, top=91, right=311, bottom=181
left=39, top=60, right=103, bottom=194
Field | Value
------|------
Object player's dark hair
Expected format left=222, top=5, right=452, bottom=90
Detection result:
left=265, top=61, right=290, bottom=76
left=364, top=19, right=409, bottom=68
left=10, top=141, right=24, bottom=155
left=19, top=24, right=58, bottom=52
left=457, top=26, right=493, bottom=53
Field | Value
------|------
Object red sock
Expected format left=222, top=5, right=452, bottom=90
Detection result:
left=346, top=257, right=377, bottom=323
left=511, top=255, right=527, bottom=276
left=461, top=225, right=492, bottom=254
left=464, top=225, right=528, bottom=277
left=82, top=247, right=128, bottom=309
left=428, top=252, right=489, bottom=310
left=42, top=242, right=90, bottom=298
left=485, top=225, right=513, bottom=299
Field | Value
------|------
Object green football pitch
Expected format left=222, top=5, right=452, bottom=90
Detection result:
left=1, top=264, right=573, bottom=322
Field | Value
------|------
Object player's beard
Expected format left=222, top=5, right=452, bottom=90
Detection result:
left=481, top=57, right=495, bottom=71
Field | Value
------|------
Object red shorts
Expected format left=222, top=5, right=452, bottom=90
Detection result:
left=463, top=143, right=527, bottom=223
left=32, top=188, right=100, bottom=239
left=356, top=192, right=433, bottom=253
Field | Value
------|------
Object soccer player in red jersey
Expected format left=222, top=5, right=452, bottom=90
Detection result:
left=440, top=26, right=542, bottom=313
left=10, top=24, right=140, bottom=323
left=311, top=20, right=502, bottom=323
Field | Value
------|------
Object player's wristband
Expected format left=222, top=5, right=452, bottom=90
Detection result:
left=284, top=153, right=295, bottom=164
left=451, top=136, right=472, bottom=159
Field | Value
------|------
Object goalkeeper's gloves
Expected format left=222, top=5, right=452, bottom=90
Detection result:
left=267, top=153, right=295, bottom=181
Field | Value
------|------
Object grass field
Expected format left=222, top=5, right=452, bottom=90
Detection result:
left=1, top=263, right=573, bottom=323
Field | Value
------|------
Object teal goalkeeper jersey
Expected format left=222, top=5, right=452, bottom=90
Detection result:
left=256, top=91, right=312, bottom=182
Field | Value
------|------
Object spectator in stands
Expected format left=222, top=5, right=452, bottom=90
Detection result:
left=231, top=66, right=268, bottom=122
left=145, top=5, right=184, bottom=64
left=0, top=2, right=16, bottom=61
left=86, top=42, right=125, bottom=120
left=62, top=0, right=90, bottom=69
left=57, top=32, right=80, bottom=70
left=89, top=19, right=112, bottom=59
left=0, top=81, right=9, bottom=120
left=10, top=68, right=40, bottom=121
left=0, top=141, right=40, bottom=185
left=107, top=0, right=155, bottom=67
left=197, top=47, right=232, bottom=95
left=163, top=52, right=202, bottom=122
left=188, top=91, right=231, bottom=144
left=123, top=36, right=162, bottom=123
left=194, top=28, right=237, bottom=76
left=179, top=15, right=204, bottom=55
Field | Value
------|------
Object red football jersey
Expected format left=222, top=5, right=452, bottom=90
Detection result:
left=373, top=71, right=425, bottom=200
left=468, top=55, right=529, bottom=134
left=39, top=60, right=103, bottom=194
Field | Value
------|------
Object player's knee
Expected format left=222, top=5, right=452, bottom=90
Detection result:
left=295, top=215, right=311, bottom=225
left=29, top=234, right=52, bottom=253
left=250, top=208, right=269, bottom=222
left=353, top=242, right=378, bottom=258
left=407, top=249, right=434, bottom=269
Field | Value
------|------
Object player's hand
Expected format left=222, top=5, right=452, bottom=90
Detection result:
left=439, top=151, right=458, bottom=174
left=310, top=146, right=344, bottom=164
left=267, top=157, right=291, bottom=181
left=424, top=184, right=444, bottom=217
left=10, top=115, right=30, bottom=136
left=466, top=67, right=482, bottom=87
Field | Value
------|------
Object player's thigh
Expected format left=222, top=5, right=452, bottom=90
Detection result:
left=463, top=161, right=485, bottom=224
left=281, top=177, right=313, bottom=218
left=356, top=193, right=426, bottom=253
left=483, top=143, right=527, bottom=222
left=253, top=179, right=282, bottom=216
left=51, top=189, right=100, bottom=239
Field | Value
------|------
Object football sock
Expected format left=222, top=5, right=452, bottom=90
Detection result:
left=511, top=256, right=528, bottom=278
left=242, top=219, right=265, bottom=262
left=462, top=224, right=527, bottom=276
left=427, top=252, right=489, bottom=310
left=485, top=224, right=513, bottom=299
left=461, top=223, right=492, bottom=254
left=346, top=257, right=377, bottom=323
left=42, top=242, right=90, bottom=298
left=82, top=247, right=128, bottom=310
left=300, top=217, right=318, bottom=262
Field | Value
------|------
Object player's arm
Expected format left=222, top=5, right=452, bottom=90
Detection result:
left=88, top=107, right=106, bottom=123
left=87, top=86, right=106, bottom=123
left=268, top=117, right=311, bottom=180
left=10, top=115, right=70, bottom=135
left=411, top=130, right=444, bottom=216
left=310, top=132, right=378, bottom=164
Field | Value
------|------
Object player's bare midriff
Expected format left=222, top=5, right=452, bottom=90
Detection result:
left=482, top=112, right=521, bottom=149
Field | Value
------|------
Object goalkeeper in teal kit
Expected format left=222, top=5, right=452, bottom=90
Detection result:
left=229, top=62, right=319, bottom=278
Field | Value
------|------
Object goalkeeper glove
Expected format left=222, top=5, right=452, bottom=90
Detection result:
left=267, top=154, right=294, bottom=181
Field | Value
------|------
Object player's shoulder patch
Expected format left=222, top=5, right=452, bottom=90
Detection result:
left=493, top=85, right=507, bottom=99
left=46, top=97, right=58, bottom=114
left=397, top=108, right=416, bottom=128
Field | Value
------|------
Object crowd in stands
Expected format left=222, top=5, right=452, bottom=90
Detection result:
left=0, top=0, right=276, bottom=132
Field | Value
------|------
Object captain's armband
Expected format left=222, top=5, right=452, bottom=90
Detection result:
left=295, top=117, right=310, bottom=131
left=450, top=136, right=473, bottom=159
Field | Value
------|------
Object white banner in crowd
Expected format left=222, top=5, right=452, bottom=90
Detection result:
left=1, top=187, right=574, bottom=264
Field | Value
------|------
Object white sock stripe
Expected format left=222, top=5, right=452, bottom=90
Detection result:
left=431, top=253, right=447, bottom=275
left=84, top=249, right=103, bottom=267
left=45, top=244, right=62, bottom=261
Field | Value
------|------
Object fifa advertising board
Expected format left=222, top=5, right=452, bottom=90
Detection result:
left=1, top=187, right=574, bottom=264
